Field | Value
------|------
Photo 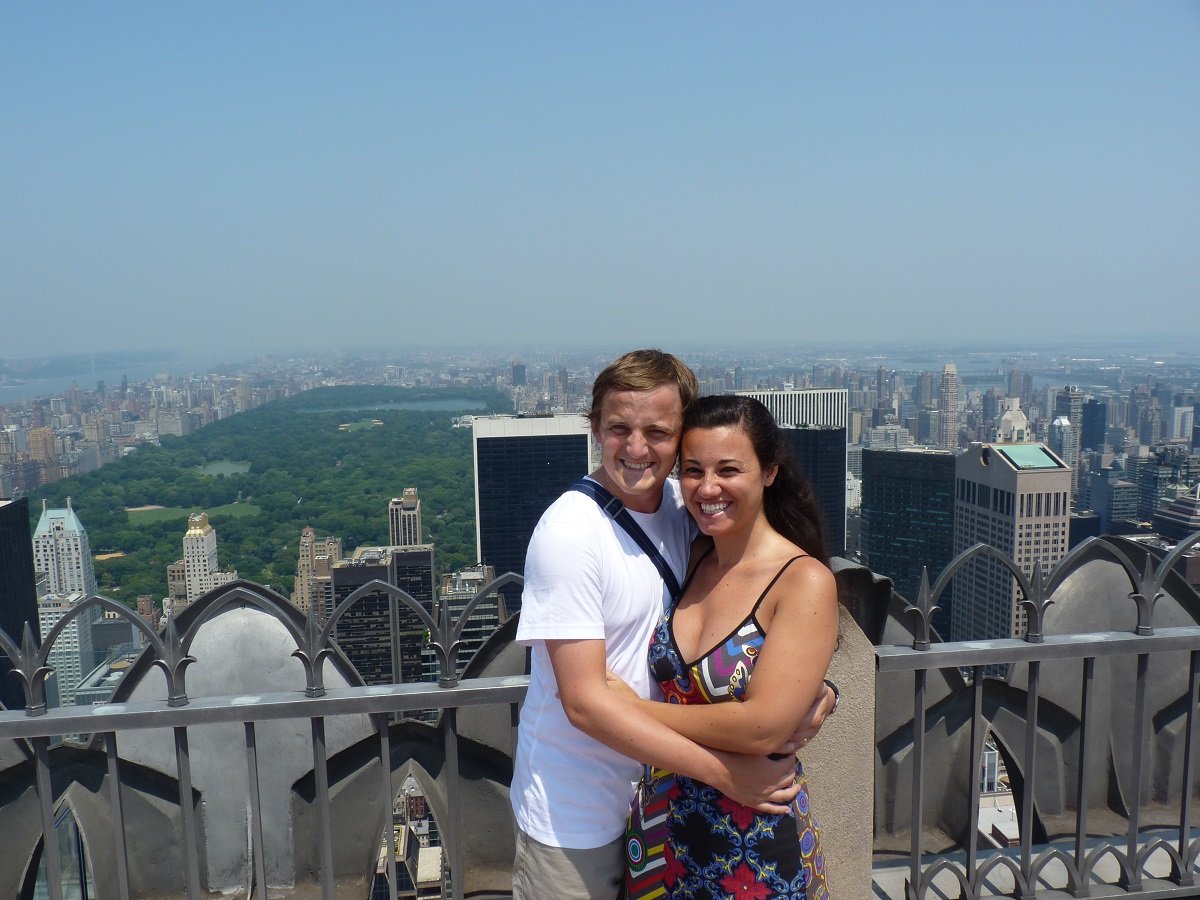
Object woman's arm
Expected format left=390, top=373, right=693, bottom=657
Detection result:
left=622, top=557, right=839, bottom=755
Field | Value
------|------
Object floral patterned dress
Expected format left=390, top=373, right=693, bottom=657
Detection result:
left=646, top=554, right=830, bottom=900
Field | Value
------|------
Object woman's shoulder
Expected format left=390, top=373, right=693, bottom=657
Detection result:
left=768, top=544, right=836, bottom=599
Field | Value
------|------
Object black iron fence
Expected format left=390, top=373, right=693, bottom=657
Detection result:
left=1, top=530, right=1198, bottom=899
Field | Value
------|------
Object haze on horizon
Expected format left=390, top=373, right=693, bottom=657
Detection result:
left=2, top=3, right=1198, bottom=357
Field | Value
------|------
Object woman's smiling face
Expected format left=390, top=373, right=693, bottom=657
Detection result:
left=678, top=424, right=776, bottom=536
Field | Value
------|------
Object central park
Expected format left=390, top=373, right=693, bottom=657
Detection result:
left=28, top=385, right=513, bottom=601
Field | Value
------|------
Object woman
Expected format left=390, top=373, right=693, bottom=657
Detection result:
left=610, top=394, right=839, bottom=899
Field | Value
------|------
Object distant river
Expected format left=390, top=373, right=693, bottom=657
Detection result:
left=0, top=361, right=178, bottom=407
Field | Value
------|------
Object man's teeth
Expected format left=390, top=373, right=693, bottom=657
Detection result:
left=700, top=502, right=729, bottom=515
left=623, top=461, right=652, bottom=470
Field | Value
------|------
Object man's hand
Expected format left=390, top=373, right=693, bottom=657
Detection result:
left=604, top=670, right=639, bottom=703
left=711, top=750, right=800, bottom=814
left=782, top=680, right=837, bottom=754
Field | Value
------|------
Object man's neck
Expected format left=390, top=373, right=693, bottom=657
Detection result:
left=588, top=468, right=665, bottom=514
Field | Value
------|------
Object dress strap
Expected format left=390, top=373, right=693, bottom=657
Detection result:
left=748, top=554, right=808, bottom=618
left=679, top=544, right=714, bottom=594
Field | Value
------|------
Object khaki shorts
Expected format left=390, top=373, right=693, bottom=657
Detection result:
left=511, top=827, right=624, bottom=900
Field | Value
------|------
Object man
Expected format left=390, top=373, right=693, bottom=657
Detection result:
left=510, top=349, right=836, bottom=899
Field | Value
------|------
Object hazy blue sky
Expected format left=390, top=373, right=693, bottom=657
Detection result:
left=3, top=3, right=1198, bottom=356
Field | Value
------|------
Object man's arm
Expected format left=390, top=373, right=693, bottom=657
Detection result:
left=548, top=638, right=800, bottom=813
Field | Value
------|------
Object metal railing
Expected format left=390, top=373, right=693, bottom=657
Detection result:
left=2, top=530, right=1199, bottom=900
left=876, top=531, right=1200, bottom=899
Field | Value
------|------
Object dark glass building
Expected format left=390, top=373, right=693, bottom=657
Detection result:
left=0, top=498, right=39, bottom=710
left=780, top=425, right=847, bottom=558
left=1081, top=398, right=1108, bottom=452
left=860, top=449, right=956, bottom=636
left=331, top=546, right=434, bottom=688
left=471, top=416, right=592, bottom=596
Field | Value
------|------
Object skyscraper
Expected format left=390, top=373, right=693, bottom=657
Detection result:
left=177, top=513, right=237, bottom=606
left=860, top=449, right=957, bottom=635
left=389, top=488, right=423, bottom=546
left=293, top=527, right=343, bottom=618
left=1081, top=398, right=1108, bottom=452
left=37, top=591, right=101, bottom=708
left=0, top=497, right=39, bottom=709
left=951, top=443, right=1072, bottom=643
left=780, top=425, right=848, bottom=558
left=937, top=364, right=960, bottom=450
left=331, top=546, right=434, bottom=688
left=27, top=427, right=57, bottom=485
left=734, top=389, right=848, bottom=429
left=32, top=499, right=97, bottom=597
left=421, top=564, right=504, bottom=682
left=1047, top=416, right=1079, bottom=500
left=471, top=415, right=592, bottom=582
left=1053, top=385, right=1084, bottom=435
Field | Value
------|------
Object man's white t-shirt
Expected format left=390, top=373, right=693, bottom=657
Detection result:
left=511, top=477, right=693, bottom=848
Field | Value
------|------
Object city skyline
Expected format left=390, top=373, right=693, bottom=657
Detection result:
left=2, top=3, right=1197, bottom=356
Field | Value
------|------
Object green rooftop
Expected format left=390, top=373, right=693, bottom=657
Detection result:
left=995, top=444, right=1064, bottom=470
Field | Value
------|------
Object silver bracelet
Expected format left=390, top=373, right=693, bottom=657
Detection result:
left=823, top=678, right=840, bottom=715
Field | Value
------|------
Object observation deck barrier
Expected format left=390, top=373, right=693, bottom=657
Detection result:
left=0, top=530, right=1198, bottom=899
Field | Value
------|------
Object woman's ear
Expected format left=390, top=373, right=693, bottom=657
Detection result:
left=764, top=465, right=778, bottom=486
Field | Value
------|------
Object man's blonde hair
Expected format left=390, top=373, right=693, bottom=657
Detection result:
left=587, top=349, right=699, bottom=425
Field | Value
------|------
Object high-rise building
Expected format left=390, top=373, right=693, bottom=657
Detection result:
left=734, top=389, right=848, bottom=428
left=937, top=365, right=960, bottom=450
left=293, top=527, right=343, bottom=617
left=1081, top=399, right=1108, bottom=452
left=1088, top=461, right=1139, bottom=533
left=389, top=488, right=423, bottom=547
left=1053, top=385, right=1084, bottom=435
left=780, top=426, right=848, bottom=558
left=951, top=443, right=1072, bottom=643
left=1047, top=416, right=1079, bottom=500
left=421, top=564, right=504, bottom=682
left=37, top=591, right=101, bottom=708
left=1168, top=405, right=1195, bottom=443
left=0, top=497, right=39, bottom=710
left=175, top=513, right=237, bottom=606
left=27, top=426, right=57, bottom=484
left=860, top=449, right=957, bottom=635
left=471, top=415, right=592, bottom=583
left=32, top=499, right=97, bottom=597
left=331, top=546, right=434, bottom=688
